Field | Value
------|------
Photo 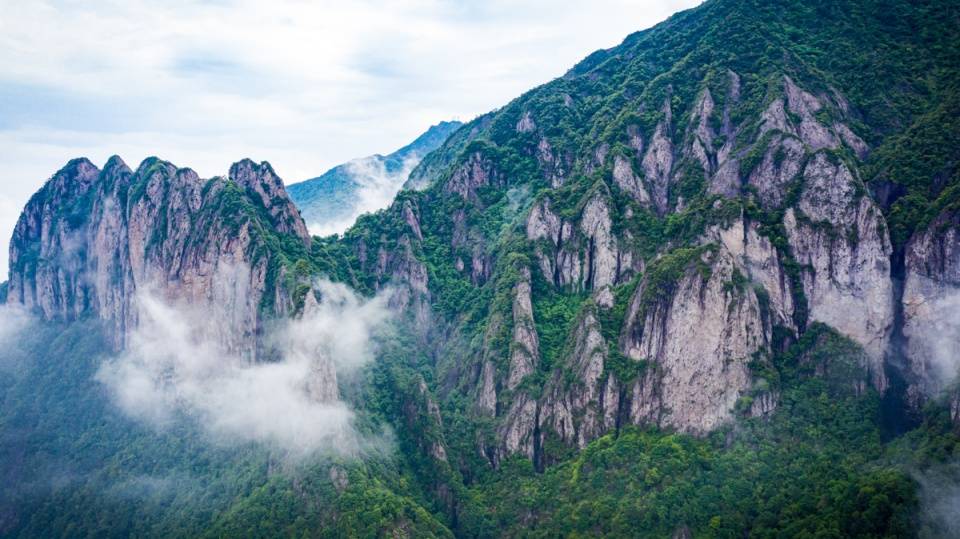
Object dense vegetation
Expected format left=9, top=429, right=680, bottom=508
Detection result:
left=2, top=302, right=958, bottom=537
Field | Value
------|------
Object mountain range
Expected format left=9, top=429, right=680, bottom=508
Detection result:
left=287, top=121, right=462, bottom=236
left=2, top=0, right=959, bottom=536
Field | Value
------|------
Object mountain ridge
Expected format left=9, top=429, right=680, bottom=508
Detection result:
left=287, top=121, right=462, bottom=235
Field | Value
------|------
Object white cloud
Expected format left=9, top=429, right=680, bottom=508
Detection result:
left=0, top=303, right=31, bottom=347
left=0, top=0, right=703, bottom=277
left=96, top=279, right=394, bottom=457
left=0, top=303, right=34, bottom=371
left=307, top=155, right=421, bottom=237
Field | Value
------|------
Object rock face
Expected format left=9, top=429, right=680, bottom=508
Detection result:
left=612, top=154, right=650, bottom=205
left=539, top=309, right=619, bottom=449
left=229, top=159, right=311, bottom=242
left=525, top=193, right=639, bottom=292
left=641, top=100, right=675, bottom=214
left=6, top=156, right=311, bottom=354
left=480, top=232, right=781, bottom=467
left=445, top=152, right=501, bottom=203
left=715, top=218, right=796, bottom=331
left=902, top=209, right=960, bottom=404
left=621, top=245, right=765, bottom=434
left=747, top=135, right=805, bottom=208
left=507, top=268, right=539, bottom=390
left=465, top=74, right=912, bottom=464
left=784, top=153, right=893, bottom=388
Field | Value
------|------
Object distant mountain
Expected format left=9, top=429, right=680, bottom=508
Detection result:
left=287, top=121, right=462, bottom=235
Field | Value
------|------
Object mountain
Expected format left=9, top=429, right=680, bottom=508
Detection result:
left=287, top=121, right=462, bottom=236
left=3, top=0, right=960, bottom=536
left=6, top=156, right=312, bottom=353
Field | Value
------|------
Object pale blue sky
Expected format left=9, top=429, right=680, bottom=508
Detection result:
left=0, top=0, right=701, bottom=276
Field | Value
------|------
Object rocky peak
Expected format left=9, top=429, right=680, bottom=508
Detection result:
left=7, top=156, right=311, bottom=353
left=229, top=159, right=311, bottom=244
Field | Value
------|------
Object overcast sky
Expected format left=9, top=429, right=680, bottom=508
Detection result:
left=0, top=0, right=701, bottom=277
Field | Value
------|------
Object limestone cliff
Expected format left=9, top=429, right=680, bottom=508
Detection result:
left=902, top=209, right=960, bottom=406
left=6, top=156, right=311, bottom=354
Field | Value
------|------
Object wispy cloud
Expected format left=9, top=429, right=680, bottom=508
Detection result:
left=306, top=155, right=421, bottom=237
left=0, top=0, right=702, bottom=277
left=96, top=279, right=394, bottom=458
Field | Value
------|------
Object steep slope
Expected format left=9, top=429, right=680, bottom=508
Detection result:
left=302, top=0, right=960, bottom=473
left=287, top=121, right=462, bottom=235
left=6, top=156, right=312, bottom=353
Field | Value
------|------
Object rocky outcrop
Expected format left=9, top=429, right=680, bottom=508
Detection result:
left=758, top=76, right=868, bottom=157
left=612, top=154, right=650, bottom=205
left=747, top=135, right=806, bottom=208
left=700, top=71, right=744, bottom=198
left=229, top=159, right=311, bottom=243
left=580, top=193, right=620, bottom=290
left=539, top=309, right=620, bottom=448
left=516, top=111, right=536, bottom=133
left=536, top=137, right=569, bottom=188
left=301, top=290, right=340, bottom=403
left=383, top=236, right=433, bottom=335
left=525, top=194, right=638, bottom=291
left=490, top=267, right=543, bottom=461
left=784, top=153, right=893, bottom=388
left=467, top=74, right=894, bottom=464
left=497, top=393, right=538, bottom=460
left=526, top=199, right=579, bottom=288
left=641, top=101, right=675, bottom=214
left=621, top=245, right=765, bottom=434
left=490, top=228, right=788, bottom=463
left=507, top=268, right=539, bottom=390
left=902, top=209, right=960, bottom=404
left=404, top=376, right=450, bottom=463
left=715, top=218, right=796, bottom=330
left=6, top=156, right=311, bottom=353
left=444, top=152, right=500, bottom=203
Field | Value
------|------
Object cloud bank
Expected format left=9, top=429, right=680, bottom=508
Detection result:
left=96, top=279, right=393, bottom=457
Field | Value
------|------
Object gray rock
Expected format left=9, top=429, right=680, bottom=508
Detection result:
left=641, top=103, right=675, bottom=215
left=622, top=246, right=762, bottom=434
left=7, top=156, right=310, bottom=355
left=516, top=111, right=536, bottom=133
left=507, top=268, right=540, bottom=390
left=539, top=309, right=619, bottom=448
left=747, top=135, right=805, bottom=208
left=902, top=209, right=960, bottom=405
left=612, top=154, right=651, bottom=205
left=785, top=153, right=893, bottom=388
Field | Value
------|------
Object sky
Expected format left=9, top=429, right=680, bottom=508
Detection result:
left=0, top=0, right=701, bottom=278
